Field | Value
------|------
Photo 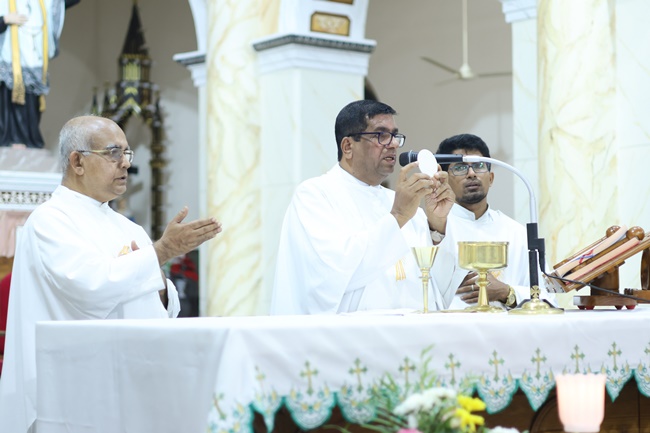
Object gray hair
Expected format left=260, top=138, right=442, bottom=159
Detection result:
left=58, top=115, right=97, bottom=173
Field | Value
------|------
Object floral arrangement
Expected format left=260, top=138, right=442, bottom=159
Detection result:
left=352, top=350, right=525, bottom=433
left=387, top=386, right=519, bottom=433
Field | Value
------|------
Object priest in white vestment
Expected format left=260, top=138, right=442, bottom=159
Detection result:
left=434, top=134, right=556, bottom=309
left=0, top=116, right=223, bottom=433
left=271, top=100, right=465, bottom=315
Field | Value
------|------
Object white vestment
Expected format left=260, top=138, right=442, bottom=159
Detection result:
left=440, top=204, right=555, bottom=309
left=270, top=164, right=462, bottom=315
left=0, top=185, right=180, bottom=433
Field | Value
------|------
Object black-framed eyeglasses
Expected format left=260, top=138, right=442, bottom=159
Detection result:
left=351, top=131, right=406, bottom=148
left=78, top=146, right=134, bottom=163
left=449, top=162, right=490, bottom=176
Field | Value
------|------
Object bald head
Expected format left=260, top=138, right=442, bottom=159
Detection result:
left=59, top=115, right=132, bottom=203
left=59, top=116, right=123, bottom=174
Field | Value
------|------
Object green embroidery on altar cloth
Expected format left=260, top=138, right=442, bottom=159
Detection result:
left=205, top=342, right=650, bottom=433
left=601, top=342, right=633, bottom=401
left=519, top=348, right=554, bottom=411
left=251, top=366, right=282, bottom=432
left=285, top=360, right=336, bottom=430
left=338, top=358, right=375, bottom=424
left=207, top=398, right=253, bottom=433
left=476, top=350, right=517, bottom=413
left=634, top=342, right=650, bottom=397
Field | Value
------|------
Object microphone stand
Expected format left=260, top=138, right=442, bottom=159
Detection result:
left=462, top=156, right=563, bottom=315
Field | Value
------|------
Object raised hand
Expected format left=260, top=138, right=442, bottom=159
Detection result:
left=153, top=206, right=223, bottom=265
left=391, top=162, right=435, bottom=228
left=423, top=169, right=455, bottom=233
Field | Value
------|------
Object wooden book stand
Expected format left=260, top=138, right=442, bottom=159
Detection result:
left=547, top=225, right=650, bottom=310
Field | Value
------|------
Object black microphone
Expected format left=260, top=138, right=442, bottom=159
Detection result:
left=398, top=151, right=464, bottom=167
left=398, top=151, right=418, bottom=166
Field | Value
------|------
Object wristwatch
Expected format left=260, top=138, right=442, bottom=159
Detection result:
left=505, top=286, right=516, bottom=308
left=430, top=230, right=445, bottom=244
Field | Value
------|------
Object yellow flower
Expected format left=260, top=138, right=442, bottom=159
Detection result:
left=457, top=395, right=486, bottom=413
left=455, top=408, right=485, bottom=433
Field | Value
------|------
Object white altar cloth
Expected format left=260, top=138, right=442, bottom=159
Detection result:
left=34, top=309, right=650, bottom=433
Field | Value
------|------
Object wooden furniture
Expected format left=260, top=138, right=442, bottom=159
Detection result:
left=624, top=249, right=650, bottom=302
left=549, top=226, right=650, bottom=309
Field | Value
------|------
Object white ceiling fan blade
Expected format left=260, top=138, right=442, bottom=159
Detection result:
left=435, top=77, right=462, bottom=87
left=421, top=56, right=458, bottom=75
left=475, top=71, right=512, bottom=79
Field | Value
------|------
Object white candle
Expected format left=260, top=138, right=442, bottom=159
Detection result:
left=555, top=373, right=607, bottom=433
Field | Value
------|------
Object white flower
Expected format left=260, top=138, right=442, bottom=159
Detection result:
left=488, top=428, right=520, bottom=433
left=420, top=387, right=457, bottom=411
left=394, top=392, right=427, bottom=415
left=394, top=387, right=457, bottom=415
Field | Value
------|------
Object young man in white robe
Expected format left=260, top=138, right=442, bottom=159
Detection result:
left=271, top=100, right=465, bottom=315
left=0, top=115, right=223, bottom=433
left=434, top=133, right=555, bottom=309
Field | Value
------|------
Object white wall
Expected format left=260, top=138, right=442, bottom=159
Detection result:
left=366, top=0, right=514, bottom=217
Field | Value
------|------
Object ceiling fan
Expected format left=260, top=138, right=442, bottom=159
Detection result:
left=421, top=0, right=511, bottom=83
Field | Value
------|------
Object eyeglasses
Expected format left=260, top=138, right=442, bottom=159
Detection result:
left=351, top=131, right=406, bottom=148
left=78, top=146, right=134, bottom=163
left=449, top=162, right=490, bottom=176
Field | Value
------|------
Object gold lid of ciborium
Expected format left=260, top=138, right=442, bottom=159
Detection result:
left=458, top=241, right=508, bottom=272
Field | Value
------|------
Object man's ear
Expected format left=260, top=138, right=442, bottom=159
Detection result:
left=340, top=136, right=354, bottom=160
left=69, top=151, right=85, bottom=175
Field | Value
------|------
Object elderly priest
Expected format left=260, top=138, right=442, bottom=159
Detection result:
left=0, top=116, right=223, bottom=433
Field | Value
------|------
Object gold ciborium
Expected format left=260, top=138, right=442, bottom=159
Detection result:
left=458, top=241, right=508, bottom=313
left=412, top=246, right=439, bottom=313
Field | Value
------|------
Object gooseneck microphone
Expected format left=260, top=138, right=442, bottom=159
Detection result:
left=398, top=151, right=464, bottom=166
left=397, top=150, right=554, bottom=307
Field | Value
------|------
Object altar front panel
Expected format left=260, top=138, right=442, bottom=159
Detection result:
left=35, top=309, right=650, bottom=433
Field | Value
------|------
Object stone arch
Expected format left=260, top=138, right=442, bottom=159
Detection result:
left=186, top=0, right=207, bottom=52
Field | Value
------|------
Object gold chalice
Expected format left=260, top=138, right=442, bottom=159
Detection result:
left=412, top=246, right=439, bottom=313
left=458, top=241, right=508, bottom=313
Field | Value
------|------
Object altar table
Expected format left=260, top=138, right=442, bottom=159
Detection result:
left=35, top=308, right=650, bottom=433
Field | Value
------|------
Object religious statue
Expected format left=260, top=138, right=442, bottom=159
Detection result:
left=0, top=0, right=80, bottom=148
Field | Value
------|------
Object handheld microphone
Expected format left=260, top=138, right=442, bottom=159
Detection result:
left=398, top=151, right=464, bottom=167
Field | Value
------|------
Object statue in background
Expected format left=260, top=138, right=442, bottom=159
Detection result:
left=0, top=0, right=80, bottom=148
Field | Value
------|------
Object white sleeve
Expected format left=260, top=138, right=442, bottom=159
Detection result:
left=34, top=210, right=168, bottom=319
left=165, top=279, right=181, bottom=318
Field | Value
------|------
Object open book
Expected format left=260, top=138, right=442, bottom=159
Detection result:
left=548, top=225, right=650, bottom=293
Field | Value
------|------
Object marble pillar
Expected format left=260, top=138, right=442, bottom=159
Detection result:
left=502, top=0, right=650, bottom=294
left=538, top=0, right=617, bottom=268
left=203, top=0, right=280, bottom=316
